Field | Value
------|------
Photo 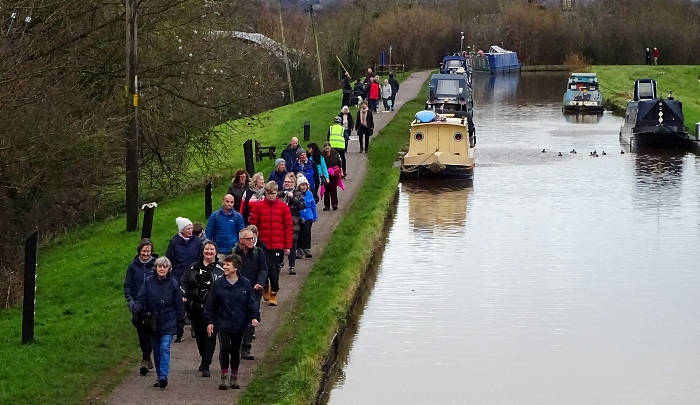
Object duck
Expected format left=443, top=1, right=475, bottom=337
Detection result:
left=570, top=149, right=577, bottom=154
left=542, top=149, right=546, bottom=153
left=620, top=150, right=625, bottom=154
left=602, top=151, right=607, bottom=156
left=558, top=152, right=563, bottom=156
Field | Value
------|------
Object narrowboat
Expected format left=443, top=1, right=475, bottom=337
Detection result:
left=472, top=45, right=520, bottom=74
left=426, top=73, right=473, bottom=113
left=400, top=109, right=476, bottom=179
left=619, top=79, right=696, bottom=149
left=440, top=55, right=470, bottom=75
left=562, top=73, right=604, bottom=112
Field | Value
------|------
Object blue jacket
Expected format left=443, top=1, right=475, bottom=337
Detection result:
left=205, top=208, right=245, bottom=254
left=292, top=160, right=317, bottom=191
left=310, top=155, right=328, bottom=179
left=124, top=254, right=158, bottom=302
left=166, top=234, right=201, bottom=280
left=203, top=276, right=260, bottom=334
left=134, top=274, right=185, bottom=335
left=281, top=145, right=299, bottom=170
left=268, top=169, right=288, bottom=191
left=299, top=190, right=318, bottom=222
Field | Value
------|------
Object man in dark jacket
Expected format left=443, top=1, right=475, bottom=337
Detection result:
left=341, top=71, right=352, bottom=108
left=233, top=228, right=268, bottom=360
left=388, top=73, right=400, bottom=111
left=205, top=195, right=245, bottom=260
left=281, top=136, right=300, bottom=170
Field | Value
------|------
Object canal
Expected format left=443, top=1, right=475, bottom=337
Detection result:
left=324, top=73, right=700, bottom=404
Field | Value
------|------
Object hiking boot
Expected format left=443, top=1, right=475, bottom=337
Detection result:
left=323, top=207, right=330, bottom=211
left=190, top=327, right=196, bottom=338
left=153, top=381, right=160, bottom=388
left=230, top=374, right=240, bottom=389
left=241, top=351, right=255, bottom=360
left=147, top=359, right=154, bottom=370
left=262, top=284, right=270, bottom=302
left=288, top=266, right=296, bottom=275
left=140, top=360, right=149, bottom=375
left=304, top=251, right=313, bottom=259
left=202, top=367, right=211, bottom=377
left=159, top=378, right=168, bottom=389
left=268, top=292, right=278, bottom=306
left=219, top=373, right=229, bottom=390
left=332, top=206, right=338, bottom=210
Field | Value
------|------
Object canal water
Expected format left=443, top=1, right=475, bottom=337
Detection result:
left=324, top=73, right=700, bottom=405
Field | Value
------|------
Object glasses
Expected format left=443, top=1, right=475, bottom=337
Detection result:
left=265, top=192, right=277, bottom=195
left=241, top=237, right=255, bottom=241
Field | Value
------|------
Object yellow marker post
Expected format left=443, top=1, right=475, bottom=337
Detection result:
left=133, top=94, right=139, bottom=107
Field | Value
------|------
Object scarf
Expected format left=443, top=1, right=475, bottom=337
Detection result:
left=360, top=109, right=368, bottom=127
left=342, top=114, right=349, bottom=129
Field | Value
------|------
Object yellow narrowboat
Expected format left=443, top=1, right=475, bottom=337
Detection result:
left=400, top=109, right=476, bottom=179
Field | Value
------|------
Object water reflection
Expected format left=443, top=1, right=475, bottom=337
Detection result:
left=563, top=112, right=603, bottom=124
left=403, top=181, right=471, bottom=230
left=632, top=152, right=687, bottom=213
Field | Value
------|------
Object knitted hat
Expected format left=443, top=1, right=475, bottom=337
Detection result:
left=296, top=174, right=309, bottom=187
left=176, top=217, right=193, bottom=232
left=275, top=158, right=286, bottom=168
left=296, top=148, right=307, bottom=158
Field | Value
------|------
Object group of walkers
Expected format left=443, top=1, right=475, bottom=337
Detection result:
left=645, top=47, right=660, bottom=65
left=122, top=97, right=393, bottom=390
left=343, top=67, right=400, bottom=115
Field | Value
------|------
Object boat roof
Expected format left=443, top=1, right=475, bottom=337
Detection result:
left=430, top=73, right=467, bottom=82
left=488, top=45, right=515, bottom=54
left=412, top=116, right=466, bottom=126
left=442, top=55, right=467, bottom=62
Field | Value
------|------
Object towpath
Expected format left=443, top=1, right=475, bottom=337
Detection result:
left=105, top=71, right=430, bottom=405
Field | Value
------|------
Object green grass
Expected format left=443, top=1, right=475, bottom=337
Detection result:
left=238, top=78, right=430, bottom=405
left=0, top=75, right=416, bottom=405
left=595, top=65, right=700, bottom=131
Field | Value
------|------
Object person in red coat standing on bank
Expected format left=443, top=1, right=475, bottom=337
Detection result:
left=248, top=181, right=292, bottom=306
left=368, top=76, right=381, bottom=113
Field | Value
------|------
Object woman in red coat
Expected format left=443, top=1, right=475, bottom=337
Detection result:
left=368, top=76, right=381, bottom=113
left=248, top=181, right=292, bottom=306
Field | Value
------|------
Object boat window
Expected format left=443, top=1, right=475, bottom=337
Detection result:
left=637, top=82, right=655, bottom=99
left=436, top=80, right=460, bottom=95
left=445, top=60, right=463, bottom=68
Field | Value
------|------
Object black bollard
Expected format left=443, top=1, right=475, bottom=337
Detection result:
left=243, top=139, right=255, bottom=175
left=304, top=121, right=310, bottom=141
left=22, top=230, right=38, bottom=345
left=205, top=181, right=213, bottom=220
left=140, top=203, right=157, bottom=240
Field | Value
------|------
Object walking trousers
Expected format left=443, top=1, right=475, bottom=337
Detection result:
left=189, top=307, right=217, bottom=368
left=242, top=289, right=263, bottom=353
left=218, top=330, right=244, bottom=372
left=266, top=249, right=282, bottom=292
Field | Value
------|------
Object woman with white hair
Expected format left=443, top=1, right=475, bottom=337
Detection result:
left=381, top=79, right=393, bottom=112
left=133, top=256, right=185, bottom=389
left=337, top=106, right=354, bottom=152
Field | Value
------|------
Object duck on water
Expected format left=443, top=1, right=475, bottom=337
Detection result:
left=619, top=78, right=698, bottom=149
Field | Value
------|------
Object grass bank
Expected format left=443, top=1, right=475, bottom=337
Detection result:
left=0, top=75, right=415, bottom=404
left=595, top=65, right=700, bottom=131
left=238, top=78, right=430, bottom=405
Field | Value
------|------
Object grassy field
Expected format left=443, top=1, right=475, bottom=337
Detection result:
left=238, top=79, right=430, bottom=405
left=0, top=80, right=404, bottom=404
left=595, top=65, right=700, bottom=131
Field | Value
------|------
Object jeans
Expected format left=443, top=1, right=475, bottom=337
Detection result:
left=369, top=98, right=379, bottom=113
left=149, top=334, right=174, bottom=380
left=358, top=127, right=371, bottom=151
left=390, top=93, right=397, bottom=110
left=382, top=98, right=390, bottom=111
left=218, top=330, right=245, bottom=373
left=131, top=314, right=152, bottom=361
left=287, top=237, right=297, bottom=268
left=297, top=220, right=313, bottom=250
left=242, top=290, right=263, bottom=353
left=189, top=307, right=217, bottom=368
left=266, top=249, right=282, bottom=292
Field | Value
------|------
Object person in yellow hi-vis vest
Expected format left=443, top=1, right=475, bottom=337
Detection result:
left=327, top=117, right=347, bottom=179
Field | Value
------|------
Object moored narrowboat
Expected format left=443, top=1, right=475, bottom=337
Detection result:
left=426, top=73, right=473, bottom=113
left=619, top=79, right=697, bottom=149
left=562, top=73, right=603, bottom=112
left=472, top=45, right=520, bottom=74
left=400, top=109, right=476, bottom=179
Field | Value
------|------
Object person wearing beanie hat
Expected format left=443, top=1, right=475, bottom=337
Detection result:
left=292, top=149, right=318, bottom=193
left=268, top=158, right=288, bottom=191
left=296, top=174, right=317, bottom=260
left=166, top=216, right=201, bottom=341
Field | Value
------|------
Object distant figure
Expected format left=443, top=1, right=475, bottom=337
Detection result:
left=645, top=48, right=651, bottom=65
left=653, top=47, right=659, bottom=65
left=388, top=74, right=400, bottom=111
left=341, top=72, right=352, bottom=109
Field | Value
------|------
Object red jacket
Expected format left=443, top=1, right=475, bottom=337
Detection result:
left=248, top=198, right=293, bottom=250
left=369, top=82, right=380, bottom=100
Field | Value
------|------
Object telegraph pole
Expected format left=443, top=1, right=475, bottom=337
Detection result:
left=125, top=0, right=139, bottom=231
left=309, top=3, right=324, bottom=94
left=278, top=0, right=295, bottom=103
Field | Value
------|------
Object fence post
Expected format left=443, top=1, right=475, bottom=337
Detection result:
left=22, top=230, right=38, bottom=345
left=303, top=121, right=310, bottom=141
left=243, top=139, right=255, bottom=175
left=140, top=203, right=157, bottom=240
left=205, top=181, right=213, bottom=220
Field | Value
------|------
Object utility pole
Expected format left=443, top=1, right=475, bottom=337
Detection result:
left=309, top=3, right=324, bottom=94
left=278, top=0, right=294, bottom=103
left=460, top=31, right=464, bottom=53
left=125, top=0, right=139, bottom=232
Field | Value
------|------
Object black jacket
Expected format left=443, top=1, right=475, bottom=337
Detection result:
left=134, top=274, right=185, bottom=335
left=124, top=254, right=158, bottom=302
left=233, top=244, right=268, bottom=287
left=389, top=77, right=400, bottom=95
left=203, top=276, right=260, bottom=334
left=227, top=182, right=248, bottom=212
left=165, top=234, right=201, bottom=281
left=179, top=260, right=224, bottom=309
left=355, top=110, right=374, bottom=132
left=337, top=113, right=354, bottom=135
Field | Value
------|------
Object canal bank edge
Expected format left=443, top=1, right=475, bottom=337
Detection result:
left=238, top=79, right=431, bottom=405
left=0, top=75, right=417, bottom=404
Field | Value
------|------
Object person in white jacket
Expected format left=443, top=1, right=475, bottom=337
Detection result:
left=381, top=79, right=393, bottom=112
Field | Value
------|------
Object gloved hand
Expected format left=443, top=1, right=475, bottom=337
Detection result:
left=128, top=299, right=136, bottom=313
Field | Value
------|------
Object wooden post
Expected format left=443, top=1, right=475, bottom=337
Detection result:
left=22, top=230, right=38, bottom=345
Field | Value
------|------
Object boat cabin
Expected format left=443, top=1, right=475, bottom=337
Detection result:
left=427, top=74, right=473, bottom=112
left=440, top=55, right=469, bottom=75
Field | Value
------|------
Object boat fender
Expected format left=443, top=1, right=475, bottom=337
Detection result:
left=429, top=161, right=445, bottom=173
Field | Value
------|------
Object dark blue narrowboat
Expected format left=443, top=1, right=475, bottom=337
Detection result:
left=619, top=79, right=696, bottom=149
left=473, top=46, right=521, bottom=74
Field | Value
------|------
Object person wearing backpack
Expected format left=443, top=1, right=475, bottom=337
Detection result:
left=205, top=194, right=246, bottom=260
left=296, top=175, right=317, bottom=259
left=239, top=172, right=266, bottom=225
left=232, top=228, right=268, bottom=360
left=179, top=241, right=224, bottom=377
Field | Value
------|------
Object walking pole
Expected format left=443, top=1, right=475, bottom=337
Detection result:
left=335, top=55, right=349, bottom=76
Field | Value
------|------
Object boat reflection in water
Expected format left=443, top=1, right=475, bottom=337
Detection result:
left=562, top=112, right=603, bottom=124
left=402, top=181, right=471, bottom=231
left=632, top=152, right=687, bottom=213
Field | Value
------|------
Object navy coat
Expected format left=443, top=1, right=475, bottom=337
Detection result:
left=166, top=234, right=201, bottom=280
left=124, top=254, right=157, bottom=302
left=203, top=276, right=260, bottom=334
left=281, top=145, right=299, bottom=171
left=233, top=244, right=268, bottom=288
left=268, top=169, right=288, bottom=191
left=134, top=274, right=185, bottom=336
